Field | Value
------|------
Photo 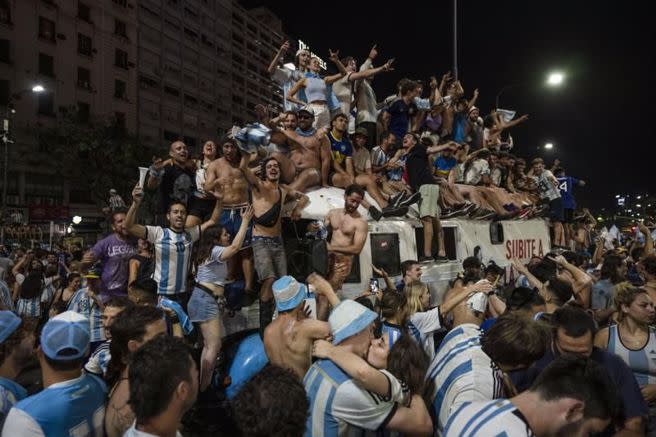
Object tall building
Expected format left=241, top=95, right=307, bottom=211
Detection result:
left=0, top=0, right=138, bottom=226
left=0, top=0, right=287, bottom=241
left=136, top=0, right=285, bottom=153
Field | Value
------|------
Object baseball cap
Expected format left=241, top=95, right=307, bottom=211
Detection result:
left=297, top=106, right=315, bottom=117
left=0, top=311, right=22, bottom=343
left=272, top=276, right=308, bottom=312
left=353, top=127, right=368, bottom=138
left=83, top=268, right=101, bottom=279
left=40, top=311, right=90, bottom=361
left=329, top=300, right=378, bottom=345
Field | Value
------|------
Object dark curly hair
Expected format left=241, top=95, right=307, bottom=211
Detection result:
left=128, top=335, right=195, bottom=423
left=231, top=365, right=308, bottom=437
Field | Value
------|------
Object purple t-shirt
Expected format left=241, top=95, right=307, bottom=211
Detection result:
left=91, top=234, right=137, bottom=296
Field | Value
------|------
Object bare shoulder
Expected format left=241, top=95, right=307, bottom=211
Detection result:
left=594, top=326, right=610, bottom=348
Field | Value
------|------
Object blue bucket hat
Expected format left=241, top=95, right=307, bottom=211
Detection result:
left=329, top=300, right=378, bottom=345
left=272, top=276, right=308, bottom=312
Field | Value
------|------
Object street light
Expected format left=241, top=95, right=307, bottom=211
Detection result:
left=544, top=143, right=554, bottom=150
left=496, top=70, right=565, bottom=109
left=72, top=216, right=82, bottom=225
left=547, top=72, right=564, bottom=86
left=2, top=85, right=46, bottom=225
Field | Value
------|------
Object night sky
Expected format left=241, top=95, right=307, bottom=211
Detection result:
left=244, top=0, right=655, bottom=210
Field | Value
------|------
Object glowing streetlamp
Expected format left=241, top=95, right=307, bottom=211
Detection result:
left=547, top=72, right=565, bottom=86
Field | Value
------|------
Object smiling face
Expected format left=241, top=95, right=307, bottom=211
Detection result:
left=296, top=50, right=310, bottom=68
left=203, top=141, right=217, bottom=159
left=283, top=113, right=298, bottom=130
left=112, top=213, right=129, bottom=238
left=169, top=141, right=189, bottom=164
left=309, top=57, right=321, bottom=73
left=264, top=158, right=280, bottom=182
left=344, top=192, right=363, bottom=214
left=297, top=112, right=314, bottom=130
left=167, top=203, right=188, bottom=231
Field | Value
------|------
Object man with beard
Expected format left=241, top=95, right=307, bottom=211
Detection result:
left=310, top=185, right=368, bottom=301
left=125, top=185, right=221, bottom=306
left=82, top=209, right=137, bottom=300
left=147, top=141, right=196, bottom=220
left=444, top=356, right=620, bottom=437
left=239, top=154, right=309, bottom=332
left=204, top=138, right=255, bottom=296
left=275, top=107, right=331, bottom=191
left=123, top=336, right=198, bottom=437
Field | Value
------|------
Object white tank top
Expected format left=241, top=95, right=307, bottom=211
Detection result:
left=607, top=324, right=656, bottom=386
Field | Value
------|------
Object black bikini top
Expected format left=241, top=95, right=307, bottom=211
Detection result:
left=252, top=187, right=283, bottom=228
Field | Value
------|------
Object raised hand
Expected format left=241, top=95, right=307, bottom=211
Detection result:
left=240, top=205, right=254, bottom=221
left=371, top=265, right=388, bottom=277
left=328, top=49, right=340, bottom=63
left=279, top=40, right=290, bottom=53
left=131, top=184, right=144, bottom=203
left=382, top=58, right=395, bottom=72
left=511, top=257, right=528, bottom=274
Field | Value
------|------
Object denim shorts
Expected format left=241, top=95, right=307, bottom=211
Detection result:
left=188, top=287, right=219, bottom=323
left=252, top=236, right=287, bottom=280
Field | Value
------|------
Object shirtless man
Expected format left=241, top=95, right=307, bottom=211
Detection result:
left=275, top=107, right=331, bottom=191
left=204, top=139, right=254, bottom=295
left=264, top=273, right=339, bottom=379
left=310, top=184, right=368, bottom=308
left=239, top=154, right=309, bottom=333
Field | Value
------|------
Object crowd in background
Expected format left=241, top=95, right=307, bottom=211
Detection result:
left=0, top=38, right=655, bottom=437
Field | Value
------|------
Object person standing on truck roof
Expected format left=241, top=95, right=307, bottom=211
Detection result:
left=239, top=153, right=309, bottom=334
left=309, top=184, right=368, bottom=318
left=404, top=132, right=447, bottom=262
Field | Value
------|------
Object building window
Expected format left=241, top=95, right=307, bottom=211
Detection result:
left=38, top=17, right=56, bottom=42
left=77, top=67, right=91, bottom=89
left=114, top=112, right=125, bottom=128
left=139, top=75, right=159, bottom=89
left=163, top=130, right=179, bottom=142
left=184, top=94, right=197, bottom=108
left=77, top=101, right=90, bottom=122
left=0, top=39, right=9, bottom=63
left=38, top=53, right=55, bottom=77
left=37, top=92, right=54, bottom=115
left=114, top=49, right=128, bottom=69
left=0, top=79, right=9, bottom=105
left=114, top=79, right=127, bottom=99
left=77, top=33, right=92, bottom=56
left=77, top=2, right=91, bottom=22
left=0, top=1, right=11, bottom=25
left=164, top=85, right=179, bottom=97
left=114, top=19, right=126, bottom=37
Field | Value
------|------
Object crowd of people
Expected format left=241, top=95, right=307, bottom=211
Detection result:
left=0, top=39, right=654, bottom=437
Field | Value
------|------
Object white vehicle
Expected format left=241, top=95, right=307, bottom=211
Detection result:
left=290, top=187, right=552, bottom=303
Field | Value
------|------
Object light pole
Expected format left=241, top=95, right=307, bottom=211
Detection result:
left=495, top=71, right=565, bottom=109
left=2, top=85, right=46, bottom=221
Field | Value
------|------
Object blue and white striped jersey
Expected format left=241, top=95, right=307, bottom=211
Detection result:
left=67, top=288, right=105, bottom=343
left=146, top=225, right=200, bottom=296
left=15, top=278, right=56, bottom=318
left=443, top=399, right=534, bottom=437
left=426, top=323, right=505, bottom=436
left=0, top=280, right=13, bottom=311
left=608, top=324, right=656, bottom=386
left=303, top=359, right=401, bottom=437
left=84, top=340, right=111, bottom=377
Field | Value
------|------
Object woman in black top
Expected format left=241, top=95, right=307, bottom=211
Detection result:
left=128, top=238, right=154, bottom=291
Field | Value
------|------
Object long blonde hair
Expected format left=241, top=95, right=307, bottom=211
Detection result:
left=406, top=281, right=428, bottom=315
